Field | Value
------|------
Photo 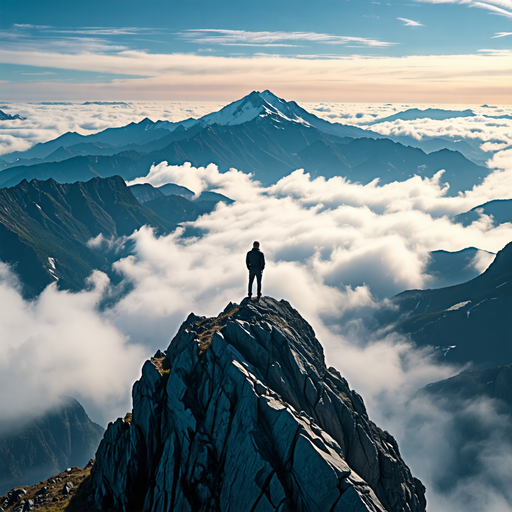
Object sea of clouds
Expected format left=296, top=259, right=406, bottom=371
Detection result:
left=2, top=100, right=512, bottom=510
left=1, top=99, right=512, bottom=157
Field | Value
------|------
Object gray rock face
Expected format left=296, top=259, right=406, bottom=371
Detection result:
left=91, top=297, right=426, bottom=512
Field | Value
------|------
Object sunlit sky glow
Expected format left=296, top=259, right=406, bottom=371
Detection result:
left=1, top=0, right=511, bottom=103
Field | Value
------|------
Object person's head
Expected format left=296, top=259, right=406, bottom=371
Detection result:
left=253, top=241, right=260, bottom=248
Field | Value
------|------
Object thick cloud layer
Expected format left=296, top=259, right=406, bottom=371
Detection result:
left=0, top=267, right=145, bottom=425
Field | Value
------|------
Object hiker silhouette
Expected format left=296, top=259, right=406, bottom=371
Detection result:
left=246, top=241, right=265, bottom=298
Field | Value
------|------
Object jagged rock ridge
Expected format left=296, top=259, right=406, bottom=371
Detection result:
left=91, top=297, right=426, bottom=512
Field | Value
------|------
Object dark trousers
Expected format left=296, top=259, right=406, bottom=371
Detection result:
left=248, top=270, right=262, bottom=296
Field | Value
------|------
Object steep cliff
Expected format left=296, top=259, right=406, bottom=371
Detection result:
left=91, top=297, right=426, bottom=512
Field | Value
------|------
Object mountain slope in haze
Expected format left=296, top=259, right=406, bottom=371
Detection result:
left=157, top=182, right=195, bottom=198
left=415, top=364, right=512, bottom=494
left=0, top=176, right=176, bottom=296
left=455, top=198, right=512, bottom=227
left=1, top=118, right=173, bottom=164
left=143, top=195, right=219, bottom=224
left=91, top=297, right=426, bottom=512
left=297, top=138, right=487, bottom=193
left=129, top=183, right=232, bottom=223
left=0, top=397, right=103, bottom=495
left=425, top=247, right=494, bottom=289
left=0, top=119, right=351, bottom=187
left=0, top=122, right=489, bottom=192
left=368, top=108, right=475, bottom=125
left=128, top=182, right=166, bottom=203
left=129, top=182, right=233, bottom=206
left=382, top=241, right=512, bottom=367
left=421, top=364, right=512, bottom=407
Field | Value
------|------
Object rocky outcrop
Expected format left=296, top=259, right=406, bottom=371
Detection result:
left=91, top=297, right=426, bottom=512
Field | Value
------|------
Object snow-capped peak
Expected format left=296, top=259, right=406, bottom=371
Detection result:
left=198, top=90, right=311, bottom=127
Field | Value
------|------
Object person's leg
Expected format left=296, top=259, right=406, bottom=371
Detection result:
left=248, top=272, right=255, bottom=296
left=256, top=272, right=262, bottom=296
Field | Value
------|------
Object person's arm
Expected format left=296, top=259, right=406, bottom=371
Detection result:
left=246, top=252, right=250, bottom=270
left=261, top=252, right=265, bottom=271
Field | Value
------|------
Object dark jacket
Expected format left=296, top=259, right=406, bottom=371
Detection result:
left=246, top=248, right=265, bottom=272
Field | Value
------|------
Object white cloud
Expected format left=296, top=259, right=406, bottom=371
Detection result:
left=415, top=0, right=512, bottom=19
left=0, top=133, right=33, bottom=156
left=179, top=29, right=397, bottom=48
left=397, top=17, right=424, bottom=26
left=127, top=161, right=259, bottom=201
left=0, top=267, right=145, bottom=425
left=472, top=1, right=512, bottom=18
left=363, top=115, right=512, bottom=148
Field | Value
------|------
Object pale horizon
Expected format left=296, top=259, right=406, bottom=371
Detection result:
left=1, top=0, right=511, bottom=104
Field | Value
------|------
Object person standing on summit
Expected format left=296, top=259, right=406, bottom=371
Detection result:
left=246, top=241, right=265, bottom=299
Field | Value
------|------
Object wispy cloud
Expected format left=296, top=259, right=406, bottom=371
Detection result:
left=492, top=31, right=512, bottom=37
left=19, top=71, right=56, bottom=76
left=0, top=26, right=128, bottom=54
left=49, top=27, right=154, bottom=36
left=0, top=24, right=153, bottom=55
left=1, top=49, right=511, bottom=103
left=179, top=29, right=397, bottom=48
left=472, top=1, right=512, bottom=18
left=397, top=17, right=424, bottom=26
left=478, top=48, right=512, bottom=56
left=416, top=0, right=512, bottom=19
left=13, top=23, right=51, bottom=29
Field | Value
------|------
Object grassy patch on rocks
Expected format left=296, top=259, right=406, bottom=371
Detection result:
left=0, top=463, right=100, bottom=512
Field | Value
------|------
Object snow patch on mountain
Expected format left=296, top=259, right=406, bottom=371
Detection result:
left=445, top=301, right=471, bottom=311
left=198, top=90, right=311, bottom=127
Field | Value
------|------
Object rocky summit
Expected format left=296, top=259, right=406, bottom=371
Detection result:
left=91, top=297, right=426, bottom=512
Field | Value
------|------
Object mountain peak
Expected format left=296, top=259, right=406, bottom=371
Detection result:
left=198, top=89, right=312, bottom=127
left=90, top=296, right=426, bottom=512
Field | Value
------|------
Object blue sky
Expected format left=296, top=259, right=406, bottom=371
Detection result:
left=0, top=0, right=511, bottom=102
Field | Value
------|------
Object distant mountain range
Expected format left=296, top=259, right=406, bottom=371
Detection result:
left=0, top=396, right=103, bottom=495
left=380, top=241, right=512, bottom=368
left=0, top=91, right=491, bottom=193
